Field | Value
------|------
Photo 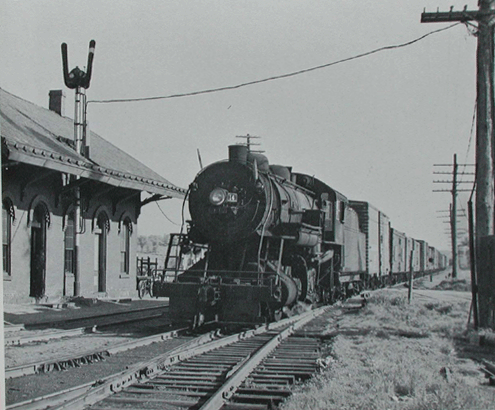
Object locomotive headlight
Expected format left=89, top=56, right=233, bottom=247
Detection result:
left=209, top=188, right=227, bottom=206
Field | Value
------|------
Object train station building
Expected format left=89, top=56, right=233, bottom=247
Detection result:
left=1, top=88, right=186, bottom=304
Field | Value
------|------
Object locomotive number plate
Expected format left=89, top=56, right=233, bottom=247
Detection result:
left=226, top=193, right=238, bottom=203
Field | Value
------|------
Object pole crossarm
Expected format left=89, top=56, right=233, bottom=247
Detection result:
left=433, top=189, right=474, bottom=192
left=421, top=9, right=495, bottom=23
left=433, top=180, right=476, bottom=183
left=434, top=164, right=475, bottom=166
left=434, top=171, right=475, bottom=175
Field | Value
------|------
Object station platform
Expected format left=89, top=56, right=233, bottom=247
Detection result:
left=3, top=297, right=169, bottom=329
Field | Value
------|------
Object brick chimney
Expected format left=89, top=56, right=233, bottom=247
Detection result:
left=49, top=90, right=65, bottom=116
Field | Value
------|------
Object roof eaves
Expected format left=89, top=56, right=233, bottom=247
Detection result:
left=4, top=139, right=187, bottom=198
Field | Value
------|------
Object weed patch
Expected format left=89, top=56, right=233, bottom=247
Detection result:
left=280, top=293, right=495, bottom=410
left=433, top=279, right=472, bottom=292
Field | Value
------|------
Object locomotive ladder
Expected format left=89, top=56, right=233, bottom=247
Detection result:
left=164, top=233, right=210, bottom=280
left=164, top=233, right=185, bottom=273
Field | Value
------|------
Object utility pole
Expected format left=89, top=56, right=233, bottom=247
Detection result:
left=468, top=198, right=479, bottom=328
left=450, top=202, right=458, bottom=278
left=423, top=2, right=495, bottom=328
left=433, top=155, right=473, bottom=278
left=452, top=154, right=458, bottom=279
left=236, top=134, right=262, bottom=153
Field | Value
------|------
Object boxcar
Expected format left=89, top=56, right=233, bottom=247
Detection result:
left=410, top=239, right=422, bottom=274
left=349, top=201, right=390, bottom=286
left=416, top=240, right=428, bottom=275
left=390, top=228, right=407, bottom=281
left=342, top=206, right=367, bottom=282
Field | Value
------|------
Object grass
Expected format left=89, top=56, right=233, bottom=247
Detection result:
left=433, top=279, right=473, bottom=292
left=280, top=291, right=495, bottom=410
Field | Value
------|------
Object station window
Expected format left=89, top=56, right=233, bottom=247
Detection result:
left=120, top=218, right=132, bottom=274
left=64, top=212, right=75, bottom=274
left=2, top=199, right=13, bottom=276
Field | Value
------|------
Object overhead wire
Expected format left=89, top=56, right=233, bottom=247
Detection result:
left=467, top=100, right=478, bottom=203
left=155, top=201, right=180, bottom=226
left=456, top=100, right=477, bottom=223
left=87, top=23, right=461, bottom=106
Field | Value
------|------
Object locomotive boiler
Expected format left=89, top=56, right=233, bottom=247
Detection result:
left=155, top=145, right=340, bottom=325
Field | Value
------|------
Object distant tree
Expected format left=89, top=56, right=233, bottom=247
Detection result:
left=137, top=236, right=147, bottom=252
left=137, top=234, right=173, bottom=255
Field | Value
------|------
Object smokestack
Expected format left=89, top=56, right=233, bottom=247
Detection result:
left=49, top=90, right=65, bottom=116
left=228, top=145, right=248, bottom=164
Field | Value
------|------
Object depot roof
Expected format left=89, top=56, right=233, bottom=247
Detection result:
left=0, top=88, right=186, bottom=198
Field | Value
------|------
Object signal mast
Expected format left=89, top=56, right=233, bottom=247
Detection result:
left=61, top=40, right=96, bottom=296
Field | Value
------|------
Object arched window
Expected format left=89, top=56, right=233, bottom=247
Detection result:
left=2, top=198, right=14, bottom=276
left=64, top=211, right=75, bottom=274
left=95, top=211, right=109, bottom=293
left=120, top=218, right=132, bottom=274
left=30, top=202, right=49, bottom=298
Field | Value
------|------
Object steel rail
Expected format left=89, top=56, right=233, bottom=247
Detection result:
left=6, top=330, right=217, bottom=410
left=4, top=323, right=25, bottom=332
left=5, top=327, right=87, bottom=346
left=5, top=326, right=187, bottom=379
left=200, top=306, right=327, bottom=410
left=482, top=359, right=495, bottom=385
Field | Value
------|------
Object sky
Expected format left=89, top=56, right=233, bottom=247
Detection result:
left=0, top=0, right=481, bottom=251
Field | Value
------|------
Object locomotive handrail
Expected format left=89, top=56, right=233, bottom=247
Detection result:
left=157, top=268, right=277, bottom=287
left=300, top=222, right=323, bottom=230
left=268, top=170, right=316, bottom=196
left=159, top=267, right=279, bottom=276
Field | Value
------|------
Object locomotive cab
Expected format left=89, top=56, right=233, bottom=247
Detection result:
left=292, top=172, right=348, bottom=245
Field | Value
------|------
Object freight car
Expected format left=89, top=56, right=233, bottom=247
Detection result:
left=154, top=144, right=447, bottom=326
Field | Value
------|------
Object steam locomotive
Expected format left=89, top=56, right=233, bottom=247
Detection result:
left=154, top=145, right=447, bottom=325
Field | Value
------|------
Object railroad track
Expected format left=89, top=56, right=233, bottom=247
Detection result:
left=8, top=306, right=331, bottom=410
left=5, top=325, right=189, bottom=379
left=4, top=304, right=175, bottom=380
